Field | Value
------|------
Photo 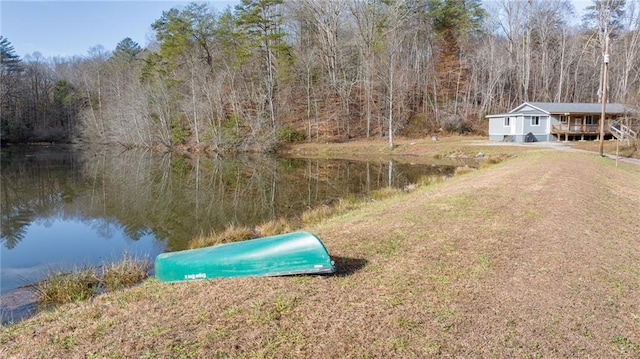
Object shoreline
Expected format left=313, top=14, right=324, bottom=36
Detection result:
left=0, top=287, right=38, bottom=325
left=3, top=138, right=640, bottom=357
left=2, top=137, right=637, bottom=326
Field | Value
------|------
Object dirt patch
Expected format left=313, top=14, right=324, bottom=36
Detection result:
left=2, top=141, right=640, bottom=358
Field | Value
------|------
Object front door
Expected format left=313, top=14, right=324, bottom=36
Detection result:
left=572, top=117, right=582, bottom=132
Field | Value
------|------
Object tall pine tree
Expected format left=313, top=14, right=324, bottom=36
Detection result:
left=235, top=0, right=293, bottom=131
left=0, top=36, right=24, bottom=141
left=427, top=0, right=485, bottom=112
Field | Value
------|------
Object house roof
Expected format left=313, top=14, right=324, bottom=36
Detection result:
left=512, top=102, right=632, bottom=115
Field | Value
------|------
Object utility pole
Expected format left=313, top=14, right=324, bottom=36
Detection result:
left=599, top=37, right=609, bottom=156
left=598, top=8, right=610, bottom=157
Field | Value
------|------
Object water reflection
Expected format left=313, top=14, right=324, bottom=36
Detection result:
left=1, top=219, right=161, bottom=297
left=1, top=145, right=460, bottom=295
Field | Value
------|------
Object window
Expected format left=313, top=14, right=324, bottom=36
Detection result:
left=531, top=116, right=540, bottom=126
left=560, top=115, right=568, bottom=123
left=504, top=117, right=510, bottom=126
left=585, top=115, right=598, bottom=125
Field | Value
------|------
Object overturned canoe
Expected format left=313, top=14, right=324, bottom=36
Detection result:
left=155, top=231, right=335, bottom=282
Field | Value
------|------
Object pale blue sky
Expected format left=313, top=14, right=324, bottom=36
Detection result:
left=1, top=0, right=237, bottom=58
left=1, top=0, right=595, bottom=59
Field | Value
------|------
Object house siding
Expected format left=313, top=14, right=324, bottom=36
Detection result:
left=522, top=115, right=548, bottom=135
left=487, top=115, right=511, bottom=140
left=488, top=114, right=549, bottom=141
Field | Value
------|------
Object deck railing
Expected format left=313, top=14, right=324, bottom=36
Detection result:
left=611, top=120, right=638, bottom=140
left=551, top=120, right=612, bottom=134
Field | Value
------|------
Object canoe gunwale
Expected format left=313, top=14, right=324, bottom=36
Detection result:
left=158, top=266, right=336, bottom=283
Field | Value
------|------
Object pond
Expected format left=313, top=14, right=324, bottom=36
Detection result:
left=1, top=145, right=468, bottom=309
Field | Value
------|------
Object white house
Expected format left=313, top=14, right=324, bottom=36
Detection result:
left=487, top=102, right=635, bottom=142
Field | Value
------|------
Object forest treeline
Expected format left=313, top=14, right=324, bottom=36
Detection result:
left=1, top=0, right=639, bottom=151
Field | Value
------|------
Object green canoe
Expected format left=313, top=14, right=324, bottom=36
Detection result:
left=154, top=231, right=335, bottom=282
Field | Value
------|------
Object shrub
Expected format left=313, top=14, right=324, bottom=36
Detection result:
left=277, top=125, right=305, bottom=144
left=171, top=116, right=190, bottom=145
left=220, top=114, right=248, bottom=150
left=34, top=267, right=99, bottom=305
left=101, top=255, right=149, bottom=292
left=32, top=256, right=150, bottom=306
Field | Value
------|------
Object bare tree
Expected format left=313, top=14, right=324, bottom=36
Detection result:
left=349, top=0, right=387, bottom=138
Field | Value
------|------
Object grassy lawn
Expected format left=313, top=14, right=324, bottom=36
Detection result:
left=571, top=138, right=640, bottom=160
left=2, top=137, right=640, bottom=358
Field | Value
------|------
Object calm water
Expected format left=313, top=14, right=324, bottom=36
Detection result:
left=1, top=145, right=464, bottom=295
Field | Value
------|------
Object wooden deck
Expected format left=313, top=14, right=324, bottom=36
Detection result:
left=550, top=120, right=614, bottom=140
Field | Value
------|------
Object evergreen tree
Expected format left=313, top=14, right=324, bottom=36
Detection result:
left=582, top=0, right=627, bottom=38
left=151, top=3, right=217, bottom=70
left=0, top=36, right=24, bottom=141
left=0, top=36, right=23, bottom=103
left=113, top=37, right=142, bottom=62
left=53, top=79, right=80, bottom=139
left=0, top=36, right=22, bottom=72
left=426, top=0, right=485, bottom=110
left=214, top=8, right=246, bottom=68
left=148, top=3, right=221, bottom=146
left=235, top=0, right=293, bottom=131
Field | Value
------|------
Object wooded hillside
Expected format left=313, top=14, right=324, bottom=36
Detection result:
left=1, top=0, right=639, bottom=151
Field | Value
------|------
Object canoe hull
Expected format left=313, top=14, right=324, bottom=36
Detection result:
left=155, top=231, right=335, bottom=282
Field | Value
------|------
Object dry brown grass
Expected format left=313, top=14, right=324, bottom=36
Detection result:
left=370, top=186, right=405, bottom=201
left=30, top=255, right=149, bottom=307
left=300, top=204, right=338, bottom=225
left=188, top=224, right=255, bottom=249
left=284, top=135, right=526, bottom=165
left=32, top=267, right=100, bottom=306
left=571, top=138, right=640, bottom=159
left=255, top=217, right=295, bottom=237
left=3, top=138, right=640, bottom=358
left=100, top=255, right=149, bottom=292
left=453, top=165, right=476, bottom=176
